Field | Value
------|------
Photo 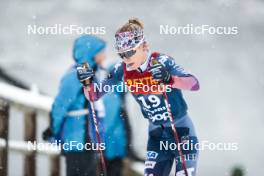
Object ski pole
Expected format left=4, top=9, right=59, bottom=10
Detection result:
left=151, top=60, right=189, bottom=176
left=163, top=92, right=188, bottom=176
left=83, top=63, right=107, bottom=176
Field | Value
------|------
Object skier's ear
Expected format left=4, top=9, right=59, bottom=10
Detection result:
left=142, top=41, right=149, bottom=52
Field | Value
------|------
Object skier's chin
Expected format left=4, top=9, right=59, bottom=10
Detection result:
left=126, top=63, right=137, bottom=71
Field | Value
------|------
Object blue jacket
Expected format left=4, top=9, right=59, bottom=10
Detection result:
left=51, top=35, right=106, bottom=152
left=102, top=86, right=127, bottom=160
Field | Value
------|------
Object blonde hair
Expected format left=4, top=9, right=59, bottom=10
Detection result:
left=116, top=18, right=144, bottom=34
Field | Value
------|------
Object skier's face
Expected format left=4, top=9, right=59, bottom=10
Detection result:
left=95, top=50, right=106, bottom=66
left=122, top=44, right=148, bottom=71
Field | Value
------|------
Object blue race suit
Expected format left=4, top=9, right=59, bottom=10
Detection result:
left=84, top=52, right=200, bottom=175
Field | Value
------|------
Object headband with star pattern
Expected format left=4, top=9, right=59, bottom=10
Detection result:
left=115, top=29, right=145, bottom=53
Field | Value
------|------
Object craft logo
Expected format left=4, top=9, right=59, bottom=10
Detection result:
left=146, top=151, right=159, bottom=160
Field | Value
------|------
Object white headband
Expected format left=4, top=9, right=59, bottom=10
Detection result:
left=115, top=29, right=145, bottom=53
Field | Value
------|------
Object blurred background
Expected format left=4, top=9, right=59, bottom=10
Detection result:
left=0, top=0, right=264, bottom=175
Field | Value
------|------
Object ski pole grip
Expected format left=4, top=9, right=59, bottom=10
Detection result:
left=82, top=62, right=91, bottom=87
left=151, top=59, right=159, bottom=66
left=150, top=59, right=165, bottom=86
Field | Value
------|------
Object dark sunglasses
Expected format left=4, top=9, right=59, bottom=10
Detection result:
left=118, top=50, right=136, bottom=59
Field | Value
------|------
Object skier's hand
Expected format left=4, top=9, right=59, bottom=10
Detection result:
left=150, top=61, right=171, bottom=84
left=76, top=64, right=94, bottom=83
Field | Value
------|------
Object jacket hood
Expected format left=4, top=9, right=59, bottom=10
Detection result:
left=73, top=35, right=106, bottom=68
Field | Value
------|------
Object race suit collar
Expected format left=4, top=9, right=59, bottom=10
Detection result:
left=138, top=52, right=151, bottom=73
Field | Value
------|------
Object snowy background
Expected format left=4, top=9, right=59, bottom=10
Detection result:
left=1, top=0, right=264, bottom=175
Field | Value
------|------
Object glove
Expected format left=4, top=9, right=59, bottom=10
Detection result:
left=42, top=127, right=61, bottom=143
left=76, top=64, right=94, bottom=84
left=42, top=127, right=53, bottom=141
left=150, top=61, right=171, bottom=84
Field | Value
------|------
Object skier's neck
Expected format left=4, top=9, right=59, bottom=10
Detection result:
left=137, top=52, right=151, bottom=73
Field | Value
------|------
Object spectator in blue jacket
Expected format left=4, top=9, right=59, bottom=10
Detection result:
left=101, top=75, right=127, bottom=176
left=43, top=35, right=106, bottom=176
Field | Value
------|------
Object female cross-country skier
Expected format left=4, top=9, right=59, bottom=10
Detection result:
left=77, top=18, right=200, bottom=176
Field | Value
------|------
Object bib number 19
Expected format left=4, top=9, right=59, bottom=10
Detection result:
left=137, top=95, right=161, bottom=109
